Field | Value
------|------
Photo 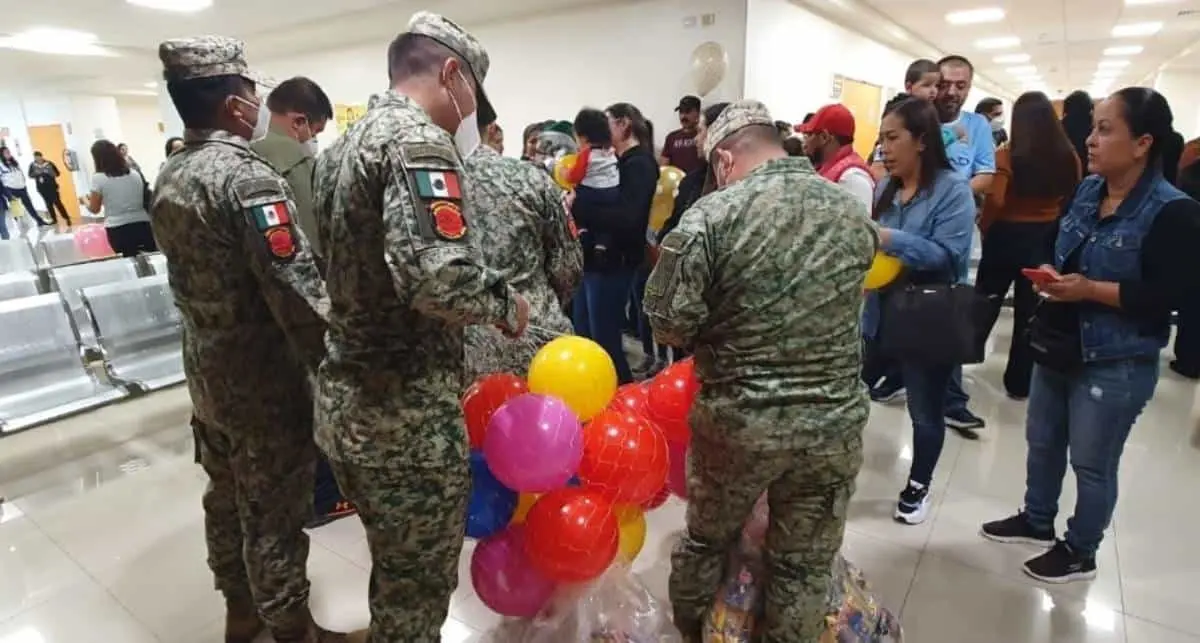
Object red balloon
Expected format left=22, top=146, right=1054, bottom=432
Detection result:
left=609, top=383, right=650, bottom=416
left=641, top=484, right=670, bottom=510
left=523, top=488, right=618, bottom=583
left=579, top=410, right=670, bottom=505
left=667, top=439, right=688, bottom=499
left=647, top=360, right=699, bottom=443
left=462, top=373, right=529, bottom=449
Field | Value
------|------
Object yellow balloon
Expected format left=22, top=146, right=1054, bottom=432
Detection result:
left=553, top=153, right=579, bottom=191
left=649, top=166, right=686, bottom=232
left=511, top=492, right=540, bottom=525
left=528, top=336, right=617, bottom=420
left=864, top=252, right=902, bottom=290
left=614, top=505, right=647, bottom=562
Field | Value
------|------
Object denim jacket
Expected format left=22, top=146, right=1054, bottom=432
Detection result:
left=1055, top=171, right=1188, bottom=362
left=863, top=168, right=976, bottom=338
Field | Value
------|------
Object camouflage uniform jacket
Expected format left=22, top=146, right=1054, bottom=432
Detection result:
left=462, top=144, right=583, bottom=380
left=151, top=129, right=328, bottom=432
left=311, top=90, right=521, bottom=467
left=644, top=156, right=879, bottom=451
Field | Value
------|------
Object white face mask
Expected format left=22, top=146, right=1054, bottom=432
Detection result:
left=301, top=124, right=318, bottom=157
left=234, top=96, right=270, bottom=141
left=447, top=69, right=481, bottom=157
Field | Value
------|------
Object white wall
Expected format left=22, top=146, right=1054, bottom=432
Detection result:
left=744, top=0, right=995, bottom=125
left=250, top=0, right=747, bottom=155
left=1154, top=70, right=1200, bottom=140
left=116, top=96, right=166, bottom=182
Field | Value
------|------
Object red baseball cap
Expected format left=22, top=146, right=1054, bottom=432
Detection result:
left=796, top=104, right=856, bottom=138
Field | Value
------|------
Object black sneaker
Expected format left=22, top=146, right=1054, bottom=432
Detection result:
left=894, top=480, right=931, bottom=525
left=945, top=408, right=986, bottom=430
left=869, top=378, right=906, bottom=403
left=980, top=511, right=1055, bottom=546
left=1023, top=540, right=1097, bottom=584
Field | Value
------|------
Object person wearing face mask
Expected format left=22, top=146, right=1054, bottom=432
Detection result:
left=645, top=101, right=877, bottom=643
left=251, top=76, right=333, bottom=264
left=310, top=12, right=529, bottom=643
left=798, top=103, right=876, bottom=210
left=153, top=37, right=348, bottom=643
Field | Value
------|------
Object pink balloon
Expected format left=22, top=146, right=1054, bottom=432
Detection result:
left=470, top=526, right=556, bottom=618
left=74, top=225, right=113, bottom=259
left=667, top=439, right=688, bottom=499
left=483, top=393, right=583, bottom=492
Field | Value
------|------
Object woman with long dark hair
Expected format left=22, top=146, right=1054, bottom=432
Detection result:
left=867, top=97, right=976, bottom=525
left=570, top=102, right=660, bottom=383
left=83, top=139, right=157, bottom=257
left=0, top=146, right=49, bottom=227
left=1061, top=90, right=1093, bottom=166
left=976, top=91, right=1082, bottom=399
left=982, top=88, right=1200, bottom=582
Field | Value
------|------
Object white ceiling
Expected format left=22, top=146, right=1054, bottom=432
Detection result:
left=808, top=0, right=1200, bottom=98
left=0, top=0, right=618, bottom=97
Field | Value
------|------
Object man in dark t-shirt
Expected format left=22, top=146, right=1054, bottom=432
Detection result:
left=660, top=95, right=702, bottom=173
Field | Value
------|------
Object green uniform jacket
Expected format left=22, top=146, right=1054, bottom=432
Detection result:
left=251, top=123, right=322, bottom=259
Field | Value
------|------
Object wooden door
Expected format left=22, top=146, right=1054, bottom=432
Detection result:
left=27, top=124, right=81, bottom=225
left=839, top=78, right=884, bottom=161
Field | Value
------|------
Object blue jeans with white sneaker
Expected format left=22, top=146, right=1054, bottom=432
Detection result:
left=1022, top=360, right=1157, bottom=557
left=902, top=362, right=956, bottom=486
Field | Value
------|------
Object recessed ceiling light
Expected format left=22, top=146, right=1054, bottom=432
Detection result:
left=975, top=36, right=1021, bottom=49
left=1103, top=45, right=1143, bottom=56
left=1098, top=59, right=1131, bottom=68
left=1006, top=65, right=1038, bottom=75
left=0, top=27, right=116, bottom=56
left=994, top=53, right=1031, bottom=64
left=1112, top=22, right=1163, bottom=38
left=125, top=0, right=213, bottom=12
left=946, top=7, right=1006, bottom=25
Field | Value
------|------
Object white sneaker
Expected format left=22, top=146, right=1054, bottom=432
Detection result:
left=894, top=480, right=931, bottom=525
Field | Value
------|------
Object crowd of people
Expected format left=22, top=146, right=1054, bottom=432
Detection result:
left=91, top=8, right=1200, bottom=643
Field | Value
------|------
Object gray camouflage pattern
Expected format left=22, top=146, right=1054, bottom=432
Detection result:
left=311, top=89, right=517, bottom=641
left=645, top=155, right=877, bottom=641
left=702, top=99, right=776, bottom=158
left=407, top=11, right=490, bottom=87
left=151, top=127, right=328, bottom=636
left=159, top=35, right=260, bottom=82
left=461, top=144, right=582, bottom=381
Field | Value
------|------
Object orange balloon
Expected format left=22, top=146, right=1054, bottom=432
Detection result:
left=510, top=492, right=540, bottom=525
left=579, top=409, right=670, bottom=506
left=462, top=373, right=529, bottom=449
left=524, top=488, right=618, bottom=583
left=647, top=360, right=699, bottom=443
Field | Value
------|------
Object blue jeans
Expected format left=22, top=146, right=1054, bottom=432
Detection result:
left=573, top=269, right=636, bottom=384
left=902, top=362, right=956, bottom=486
left=946, top=366, right=970, bottom=414
left=1023, top=360, right=1158, bottom=556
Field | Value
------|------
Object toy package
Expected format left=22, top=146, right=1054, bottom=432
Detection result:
left=703, top=493, right=903, bottom=643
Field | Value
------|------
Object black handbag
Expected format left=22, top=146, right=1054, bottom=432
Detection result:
left=878, top=274, right=979, bottom=366
left=1026, top=301, right=1083, bottom=372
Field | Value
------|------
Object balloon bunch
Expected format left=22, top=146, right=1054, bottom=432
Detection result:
left=464, top=337, right=701, bottom=619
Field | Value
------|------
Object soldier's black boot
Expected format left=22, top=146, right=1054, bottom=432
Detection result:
left=223, top=598, right=264, bottom=643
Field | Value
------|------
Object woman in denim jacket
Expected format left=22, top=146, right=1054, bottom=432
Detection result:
left=865, top=97, right=977, bottom=525
left=982, top=88, right=1200, bottom=583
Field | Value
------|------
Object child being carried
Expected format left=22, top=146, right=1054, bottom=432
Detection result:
left=567, top=108, right=621, bottom=256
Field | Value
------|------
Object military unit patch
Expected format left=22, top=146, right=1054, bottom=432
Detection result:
left=430, top=200, right=467, bottom=240
left=248, top=200, right=297, bottom=261
left=265, top=226, right=296, bottom=260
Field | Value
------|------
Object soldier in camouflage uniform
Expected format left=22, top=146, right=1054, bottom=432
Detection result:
left=310, top=12, right=529, bottom=642
left=644, top=100, right=879, bottom=643
left=462, top=110, right=584, bottom=381
left=154, top=37, right=349, bottom=643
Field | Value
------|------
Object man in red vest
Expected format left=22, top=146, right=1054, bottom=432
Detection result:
left=797, top=104, right=875, bottom=210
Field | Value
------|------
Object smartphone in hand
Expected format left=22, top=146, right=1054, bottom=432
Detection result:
left=1021, top=267, right=1060, bottom=287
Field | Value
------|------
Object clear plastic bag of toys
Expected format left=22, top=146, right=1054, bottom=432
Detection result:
left=703, top=492, right=903, bottom=643
left=484, top=563, right=683, bottom=643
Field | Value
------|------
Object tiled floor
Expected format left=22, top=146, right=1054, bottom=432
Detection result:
left=1, top=318, right=1198, bottom=642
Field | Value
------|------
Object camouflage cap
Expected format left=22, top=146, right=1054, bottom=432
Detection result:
left=406, top=11, right=495, bottom=123
left=702, top=99, right=776, bottom=158
left=158, top=36, right=262, bottom=84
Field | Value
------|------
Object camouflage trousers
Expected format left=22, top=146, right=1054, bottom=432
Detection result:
left=193, top=416, right=316, bottom=636
left=670, top=433, right=863, bottom=643
left=327, top=452, right=471, bottom=642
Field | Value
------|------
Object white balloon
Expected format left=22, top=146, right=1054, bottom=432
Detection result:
left=691, top=41, right=729, bottom=97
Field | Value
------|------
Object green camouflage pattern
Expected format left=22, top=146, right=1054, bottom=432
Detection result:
left=159, top=35, right=261, bottom=83
left=461, top=144, right=582, bottom=380
left=702, top=100, right=776, bottom=158
left=406, top=11, right=490, bottom=88
left=645, top=153, right=876, bottom=641
left=151, top=127, right=328, bottom=636
left=311, top=89, right=518, bottom=641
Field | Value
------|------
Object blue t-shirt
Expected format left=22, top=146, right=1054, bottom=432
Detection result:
left=942, top=111, right=995, bottom=180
